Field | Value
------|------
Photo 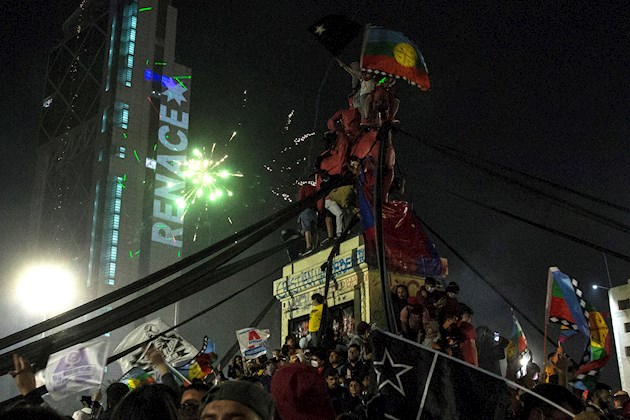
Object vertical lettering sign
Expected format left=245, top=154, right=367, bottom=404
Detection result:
left=151, top=76, right=189, bottom=248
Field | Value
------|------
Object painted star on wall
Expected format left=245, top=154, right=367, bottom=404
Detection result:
left=314, top=24, right=326, bottom=35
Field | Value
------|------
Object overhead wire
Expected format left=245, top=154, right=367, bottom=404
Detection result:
left=396, top=128, right=630, bottom=233
left=0, top=264, right=284, bottom=409
left=425, top=183, right=630, bottom=263
left=0, top=180, right=338, bottom=350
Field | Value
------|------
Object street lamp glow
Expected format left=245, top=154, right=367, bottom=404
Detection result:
left=15, top=264, right=77, bottom=316
left=592, top=284, right=598, bottom=289
left=592, top=284, right=610, bottom=290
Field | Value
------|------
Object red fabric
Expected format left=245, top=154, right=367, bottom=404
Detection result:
left=351, top=131, right=395, bottom=202
left=458, top=321, right=478, bottom=366
left=327, top=108, right=361, bottom=139
left=359, top=178, right=442, bottom=277
left=298, top=184, right=316, bottom=202
left=271, top=364, right=336, bottom=420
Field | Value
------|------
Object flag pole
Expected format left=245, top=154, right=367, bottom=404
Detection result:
left=543, top=267, right=554, bottom=378
left=374, top=126, right=397, bottom=333
left=359, top=24, right=371, bottom=70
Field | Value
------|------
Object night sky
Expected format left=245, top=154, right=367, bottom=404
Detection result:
left=1, top=0, right=630, bottom=394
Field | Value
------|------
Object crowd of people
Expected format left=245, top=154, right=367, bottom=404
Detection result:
left=3, top=277, right=629, bottom=419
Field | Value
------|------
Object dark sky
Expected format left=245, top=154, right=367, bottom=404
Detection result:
left=1, top=0, right=630, bottom=391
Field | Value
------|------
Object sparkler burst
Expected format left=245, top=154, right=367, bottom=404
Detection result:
left=176, top=145, right=242, bottom=213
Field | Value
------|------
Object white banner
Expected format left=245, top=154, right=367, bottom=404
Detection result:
left=113, top=318, right=199, bottom=373
left=44, top=338, right=109, bottom=401
left=236, top=328, right=270, bottom=359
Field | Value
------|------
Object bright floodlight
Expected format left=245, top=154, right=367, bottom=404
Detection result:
left=592, top=285, right=598, bottom=289
left=16, top=264, right=77, bottom=316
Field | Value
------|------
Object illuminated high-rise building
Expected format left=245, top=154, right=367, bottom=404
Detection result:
left=31, top=0, right=191, bottom=310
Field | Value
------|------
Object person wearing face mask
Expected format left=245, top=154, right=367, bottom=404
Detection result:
left=442, top=281, right=460, bottom=316
left=310, top=349, right=327, bottom=375
left=416, top=277, right=447, bottom=320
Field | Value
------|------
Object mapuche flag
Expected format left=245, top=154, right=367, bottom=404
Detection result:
left=361, top=25, right=430, bottom=90
left=308, top=14, right=362, bottom=57
left=368, top=329, right=575, bottom=419
left=545, top=267, right=610, bottom=389
left=506, top=310, right=528, bottom=360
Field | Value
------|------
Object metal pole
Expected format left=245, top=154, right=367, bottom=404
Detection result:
left=374, top=127, right=397, bottom=333
left=603, top=252, right=613, bottom=289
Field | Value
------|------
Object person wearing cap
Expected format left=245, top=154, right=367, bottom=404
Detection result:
left=200, top=380, right=275, bottom=420
left=455, top=303, right=478, bottom=366
left=585, top=382, right=613, bottom=416
left=613, top=390, right=629, bottom=417
left=72, top=395, right=93, bottom=420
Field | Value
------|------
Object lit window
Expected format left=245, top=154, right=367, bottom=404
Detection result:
left=114, top=102, right=130, bottom=129
left=118, top=146, right=126, bottom=158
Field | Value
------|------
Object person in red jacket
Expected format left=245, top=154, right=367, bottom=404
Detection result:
left=455, top=304, right=478, bottom=366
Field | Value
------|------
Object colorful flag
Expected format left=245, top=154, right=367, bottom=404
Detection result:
left=506, top=310, right=528, bottom=360
left=119, top=367, right=155, bottom=390
left=368, top=329, right=574, bottom=418
left=574, top=304, right=611, bottom=390
left=187, top=352, right=217, bottom=380
left=113, top=318, right=199, bottom=373
left=236, top=328, right=270, bottom=359
left=44, top=338, right=109, bottom=400
left=545, top=267, right=610, bottom=389
left=361, top=25, right=430, bottom=90
left=308, top=14, right=362, bottom=56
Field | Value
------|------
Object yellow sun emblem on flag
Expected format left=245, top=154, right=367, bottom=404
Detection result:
left=393, top=43, right=417, bottom=67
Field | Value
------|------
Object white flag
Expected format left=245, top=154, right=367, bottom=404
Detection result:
left=113, top=318, right=199, bottom=373
left=236, top=328, right=270, bottom=359
left=44, top=338, right=109, bottom=401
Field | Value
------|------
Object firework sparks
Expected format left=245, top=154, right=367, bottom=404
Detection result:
left=284, top=110, right=295, bottom=131
left=177, top=145, right=242, bottom=213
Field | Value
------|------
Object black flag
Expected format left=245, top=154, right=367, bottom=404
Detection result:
left=308, top=14, right=362, bottom=56
left=368, top=329, right=573, bottom=419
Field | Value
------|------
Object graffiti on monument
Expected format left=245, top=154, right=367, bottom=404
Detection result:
left=274, top=247, right=365, bottom=299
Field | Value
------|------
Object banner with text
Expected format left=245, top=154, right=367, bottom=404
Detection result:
left=236, top=328, right=270, bottom=360
left=44, top=338, right=109, bottom=401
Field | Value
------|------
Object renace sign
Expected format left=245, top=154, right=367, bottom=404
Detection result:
left=151, top=77, right=189, bottom=248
